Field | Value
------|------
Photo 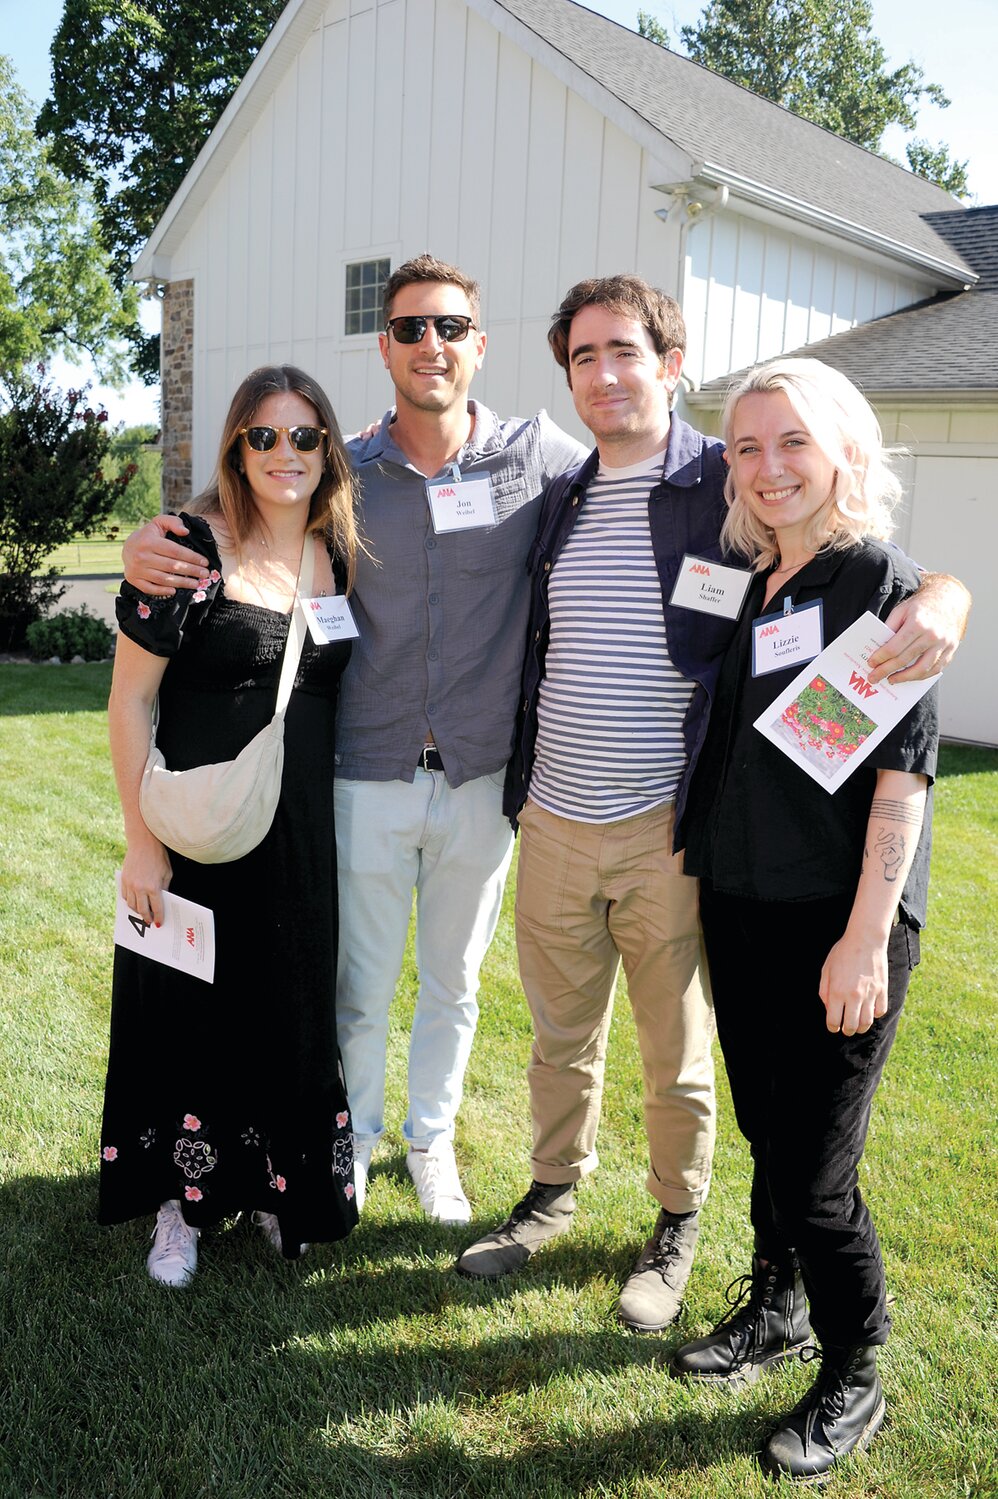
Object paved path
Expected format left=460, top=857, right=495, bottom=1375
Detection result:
left=56, top=574, right=120, bottom=629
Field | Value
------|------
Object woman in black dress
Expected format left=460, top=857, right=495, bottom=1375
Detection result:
left=103, top=365, right=360, bottom=1284
left=672, top=358, right=938, bottom=1482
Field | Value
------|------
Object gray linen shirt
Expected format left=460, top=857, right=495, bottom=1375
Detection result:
left=335, top=402, right=587, bottom=787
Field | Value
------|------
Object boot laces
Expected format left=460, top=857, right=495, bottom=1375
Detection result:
left=711, top=1266, right=776, bottom=1360
left=795, top=1345, right=855, bottom=1444
left=645, top=1220, right=688, bottom=1273
left=508, top=1180, right=562, bottom=1226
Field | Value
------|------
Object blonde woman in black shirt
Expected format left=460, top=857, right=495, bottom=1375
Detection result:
left=673, top=358, right=938, bottom=1484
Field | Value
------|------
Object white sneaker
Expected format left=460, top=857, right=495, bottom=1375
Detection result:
left=352, top=1136, right=374, bottom=1212
left=147, top=1200, right=198, bottom=1287
left=251, top=1210, right=308, bottom=1258
left=406, top=1139, right=471, bottom=1224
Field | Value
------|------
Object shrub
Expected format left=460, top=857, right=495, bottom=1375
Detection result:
left=0, top=368, right=136, bottom=649
left=25, top=604, right=113, bottom=661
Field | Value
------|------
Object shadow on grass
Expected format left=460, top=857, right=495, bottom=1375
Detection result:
left=0, top=661, right=112, bottom=716
left=0, top=1171, right=782, bottom=1497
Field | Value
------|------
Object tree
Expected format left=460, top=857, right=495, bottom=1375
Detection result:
left=666, top=0, right=969, bottom=193
left=906, top=139, right=971, bottom=200
left=106, top=424, right=162, bottom=526
left=0, top=368, right=136, bottom=649
left=36, top=0, right=287, bottom=381
left=0, top=56, right=138, bottom=382
left=637, top=10, right=670, bottom=46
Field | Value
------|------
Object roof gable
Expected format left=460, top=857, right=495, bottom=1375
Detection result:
left=133, top=0, right=976, bottom=286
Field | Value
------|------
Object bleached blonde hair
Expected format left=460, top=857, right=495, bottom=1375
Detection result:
left=720, top=358, right=903, bottom=570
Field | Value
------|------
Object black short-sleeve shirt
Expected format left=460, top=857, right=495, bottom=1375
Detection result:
left=681, top=539, right=938, bottom=928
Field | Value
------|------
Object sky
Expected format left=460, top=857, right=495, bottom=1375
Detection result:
left=3, top=0, right=996, bottom=428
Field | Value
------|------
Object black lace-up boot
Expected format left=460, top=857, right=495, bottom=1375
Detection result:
left=670, top=1253, right=811, bottom=1386
left=761, top=1343, right=885, bottom=1482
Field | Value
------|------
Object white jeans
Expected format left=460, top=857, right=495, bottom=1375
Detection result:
left=334, top=770, right=515, bottom=1149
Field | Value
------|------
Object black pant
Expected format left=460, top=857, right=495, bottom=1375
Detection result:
left=699, top=881, right=920, bottom=1348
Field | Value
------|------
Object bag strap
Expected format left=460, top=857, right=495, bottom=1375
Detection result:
left=274, top=533, right=315, bottom=716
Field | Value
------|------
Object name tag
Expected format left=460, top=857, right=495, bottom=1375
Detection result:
left=426, top=475, right=496, bottom=533
left=752, top=599, right=823, bottom=675
left=302, top=594, right=360, bottom=644
left=669, top=554, right=754, bottom=619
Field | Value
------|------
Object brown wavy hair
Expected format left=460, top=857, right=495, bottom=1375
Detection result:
left=548, top=275, right=686, bottom=386
left=190, top=365, right=359, bottom=591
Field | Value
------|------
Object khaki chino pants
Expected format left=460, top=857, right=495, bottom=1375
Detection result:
left=515, top=798, right=715, bottom=1215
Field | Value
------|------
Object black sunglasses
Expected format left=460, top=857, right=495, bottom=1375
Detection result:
left=385, top=315, right=477, bottom=344
left=239, top=425, right=327, bottom=453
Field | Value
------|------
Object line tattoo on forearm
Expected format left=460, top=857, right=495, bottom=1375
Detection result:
left=870, top=798, right=923, bottom=828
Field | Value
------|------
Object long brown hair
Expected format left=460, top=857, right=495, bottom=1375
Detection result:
left=191, top=365, right=359, bottom=591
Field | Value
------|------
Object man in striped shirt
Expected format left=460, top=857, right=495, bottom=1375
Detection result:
left=456, top=274, right=966, bottom=1332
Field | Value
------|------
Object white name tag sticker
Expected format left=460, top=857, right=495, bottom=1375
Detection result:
left=669, top=554, right=753, bottom=619
left=752, top=600, right=824, bottom=675
left=426, top=476, right=496, bottom=533
left=302, top=594, right=360, bottom=644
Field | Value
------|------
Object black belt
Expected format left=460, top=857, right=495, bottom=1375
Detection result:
left=416, top=744, right=445, bottom=773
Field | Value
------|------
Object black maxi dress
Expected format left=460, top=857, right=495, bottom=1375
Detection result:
left=99, top=516, right=357, bottom=1255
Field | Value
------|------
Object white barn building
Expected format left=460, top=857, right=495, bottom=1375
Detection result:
left=133, top=0, right=996, bottom=744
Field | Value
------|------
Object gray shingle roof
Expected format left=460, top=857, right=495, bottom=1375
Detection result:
left=498, top=0, right=973, bottom=275
left=694, top=206, right=998, bottom=395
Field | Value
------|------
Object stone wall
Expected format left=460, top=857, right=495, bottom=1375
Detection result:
left=160, top=279, right=194, bottom=512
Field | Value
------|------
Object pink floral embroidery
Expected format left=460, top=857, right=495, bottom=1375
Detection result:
left=185, top=1186, right=203, bottom=1202
left=209, top=569, right=221, bottom=583
left=275, top=1175, right=287, bottom=1193
left=183, top=1113, right=201, bottom=1131
left=191, top=590, right=207, bottom=604
left=336, top=1111, right=348, bottom=1128
left=137, top=602, right=151, bottom=620
left=102, top=1145, right=118, bottom=1162
left=344, top=1181, right=355, bottom=1200
left=196, top=575, right=211, bottom=588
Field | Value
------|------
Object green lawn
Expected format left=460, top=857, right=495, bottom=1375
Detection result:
left=1, top=665, right=995, bottom=1499
left=45, top=533, right=126, bottom=577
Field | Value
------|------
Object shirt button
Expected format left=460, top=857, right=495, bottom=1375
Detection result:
left=544, top=562, right=551, bottom=572
left=426, top=537, right=437, bottom=549
left=428, top=592, right=439, bottom=604
left=428, top=648, right=439, bottom=660
left=572, top=496, right=580, bottom=506
left=427, top=704, right=436, bottom=714
left=534, top=630, right=540, bottom=641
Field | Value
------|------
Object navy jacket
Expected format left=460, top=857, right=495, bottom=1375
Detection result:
left=505, top=414, right=738, bottom=846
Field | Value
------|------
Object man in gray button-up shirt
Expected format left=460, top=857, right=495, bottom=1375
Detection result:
left=332, top=257, right=584, bottom=1222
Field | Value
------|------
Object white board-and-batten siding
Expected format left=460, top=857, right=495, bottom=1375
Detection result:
left=681, top=210, right=934, bottom=391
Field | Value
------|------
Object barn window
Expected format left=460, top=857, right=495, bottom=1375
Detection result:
left=344, top=258, right=391, bottom=336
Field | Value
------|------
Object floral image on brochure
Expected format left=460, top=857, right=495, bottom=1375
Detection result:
left=770, top=674, right=878, bottom=780
left=753, top=611, right=939, bottom=793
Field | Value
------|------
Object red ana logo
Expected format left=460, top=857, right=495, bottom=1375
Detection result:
left=689, top=562, right=710, bottom=575
left=310, top=599, right=322, bottom=611
left=437, top=486, right=457, bottom=499
left=759, top=623, right=780, bottom=637
left=186, top=926, right=196, bottom=947
left=849, top=670, right=878, bottom=700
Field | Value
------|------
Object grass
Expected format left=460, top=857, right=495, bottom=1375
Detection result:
left=1, top=664, right=996, bottom=1499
